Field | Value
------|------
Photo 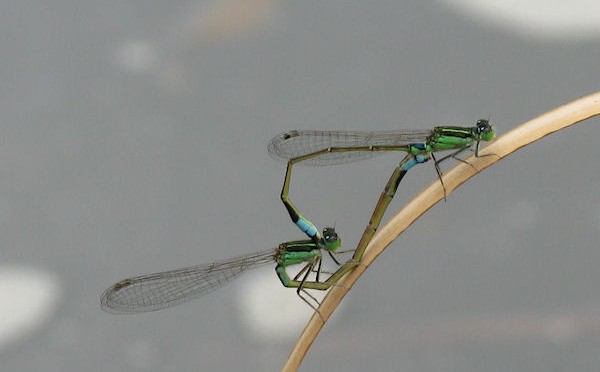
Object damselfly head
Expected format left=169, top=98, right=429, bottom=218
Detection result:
left=476, top=118, right=496, bottom=141
left=322, top=227, right=341, bottom=251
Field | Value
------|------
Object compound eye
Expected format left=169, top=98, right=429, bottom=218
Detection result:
left=322, top=227, right=338, bottom=243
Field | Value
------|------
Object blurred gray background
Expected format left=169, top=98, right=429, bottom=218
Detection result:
left=2, top=0, right=600, bottom=371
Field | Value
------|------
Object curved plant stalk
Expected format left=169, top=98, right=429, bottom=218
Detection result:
left=282, top=91, right=600, bottom=371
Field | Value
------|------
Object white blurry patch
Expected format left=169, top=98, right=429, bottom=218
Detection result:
left=114, top=41, right=160, bottom=74
left=436, top=0, right=600, bottom=41
left=236, top=267, right=342, bottom=343
left=0, top=266, right=61, bottom=350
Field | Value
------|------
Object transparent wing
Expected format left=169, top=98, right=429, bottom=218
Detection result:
left=267, top=129, right=431, bottom=165
left=100, top=249, right=277, bottom=314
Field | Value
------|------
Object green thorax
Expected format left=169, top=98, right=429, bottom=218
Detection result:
left=428, top=119, right=495, bottom=151
left=277, top=240, right=321, bottom=266
left=427, top=126, right=478, bottom=151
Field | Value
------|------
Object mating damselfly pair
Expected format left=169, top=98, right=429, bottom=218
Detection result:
left=101, top=119, right=495, bottom=314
